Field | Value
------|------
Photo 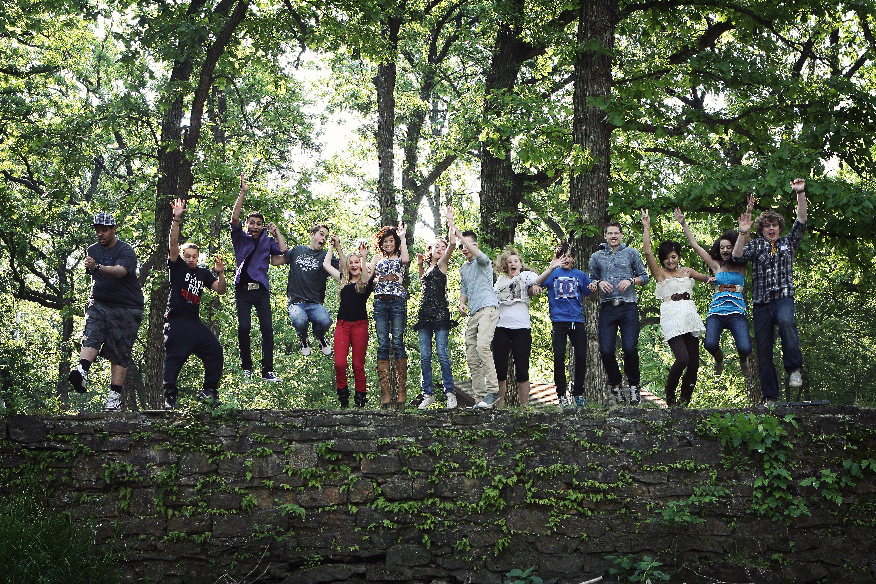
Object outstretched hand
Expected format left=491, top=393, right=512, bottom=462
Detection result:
left=738, top=196, right=754, bottom=232
left=673, top=208, right=684, bottom=224
left=790, top=178, right=805, bottom=193
left=641, top=209, right=651, bottom=228
left=396, top=222, right=407, bottom=240
left=213, top=256, right=225, bottom=273
left=445, top=206, right=455, bottom=228
left=239, top=172, right=248, bottom=195
left=171, top=198, right=186, bottom=218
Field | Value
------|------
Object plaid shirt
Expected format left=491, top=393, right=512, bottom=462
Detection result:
left=733, top=220, right=806, bottom=305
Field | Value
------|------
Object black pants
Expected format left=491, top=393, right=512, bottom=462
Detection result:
left=234, top=286, right=274, bottom=373
left=666, top=333, right=700, bottom=405
left=163, top=318, right=223, bottom=398
left=552, top=321, right=587, bottom=397
left=492, top=327, right=532, bottom=383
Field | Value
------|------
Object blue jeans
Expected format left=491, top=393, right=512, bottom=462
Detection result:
left=418, top=326, right=454, bottom=395
left=374, top=296, right=407, bottom=360
left=752, top=297, right=803, bottom=401
left=703, top=313, right=752, bottom=359
left=287, top=302, right=332, bottom=339
left=598, top=302, right=641, bottom=387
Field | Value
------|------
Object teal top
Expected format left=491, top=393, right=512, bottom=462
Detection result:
left=708, top=271, right=746, bottom=316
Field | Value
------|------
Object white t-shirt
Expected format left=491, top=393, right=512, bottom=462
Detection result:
left=494, top=270, right=539, bottom=329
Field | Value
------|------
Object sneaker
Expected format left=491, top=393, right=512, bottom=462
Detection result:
left=789, top=369, right=802, bottom=387
left=445, top=393, right=457, bottom=409
left=164, top=395, right=177, bottom=410
left=299, top=335, right=311, bottom=356
left=242, top=370, right=252, bottom=381
left=573, top=395, right=586, bottom=408
left=558, top=395, right=573, bottom=409
left=354, top=391, right=367, bottom=408
left=629, top=385, right=641, bottom=406
left=610, top=385, right=624, bottom=405
left=104, top=390, right=121, bottom=411
left=418, top=394, right=436, bottom=410
left=197, top=388, right=221, bottom=405
left=316, top=336, right=332, bottom=356
left=261, top=371, right=282, bottom=382
left=68, top=365, right=89, bottom=394
left=475, top=392, right=500, bottom=408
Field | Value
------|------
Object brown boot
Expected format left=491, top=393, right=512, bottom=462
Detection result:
left=395, top=357, right=408, bottom=410
left=377, top=359, right=392, bottom=408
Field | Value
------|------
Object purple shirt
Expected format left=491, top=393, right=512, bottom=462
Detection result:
left=230, top=222, right=283, bottom=290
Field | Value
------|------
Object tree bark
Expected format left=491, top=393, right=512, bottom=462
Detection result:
left=569, top=0, right=618, bottom=403
left=374, top=14, right=402, bottom=227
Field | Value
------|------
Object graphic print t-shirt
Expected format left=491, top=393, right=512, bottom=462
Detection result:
left=165, top=256, right=217, bottom=320
left=284, top=245, right=339, bottom=304
left=543, top=267, right=591, bottom=323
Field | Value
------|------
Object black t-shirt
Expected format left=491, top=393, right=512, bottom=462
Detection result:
left=165, top=256, right=217, bottom=320
left=337, top=278, right=375, bottom=322
left=88, top=240, right=144, bottom=309
left=284, top=245, right=339, bottom=304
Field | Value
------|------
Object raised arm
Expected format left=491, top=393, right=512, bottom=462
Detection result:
left=168, top=198, right=185, bottom=261
left=674, top=208, right=718, bottom=272
left=358, top=240, right=373, bottom=282
left=686, top=267, right=713, bottom=283
left=437, top=212, right=458, bottom=273
left=231, top=172, right=246, bottom=228
left=534, top=256, right=562, bottom=286
left=323, top=237, right=342, bottom=282
left=732, top=197, right=754, bottom=259
left=212, top=256, right=227, bottom=294
left=397, top=222, right=410, bottom=265
left=267, top=222, right=288, bottom=254
left=640, top=209, right=661, bottom=280
left=792, top=178, right=807, bottom=223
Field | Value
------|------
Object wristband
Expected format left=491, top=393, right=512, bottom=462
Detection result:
left=739, top=230, right=749, bottom=235
left=96, top=264, right=102, bottom=272
left=629, top=278, right=635, bottom=286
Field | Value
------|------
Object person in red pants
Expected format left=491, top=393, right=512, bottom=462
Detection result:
left=323, top=238, right=375, bottom=407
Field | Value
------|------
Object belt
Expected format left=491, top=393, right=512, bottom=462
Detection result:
left=716, top=284, right=743, bottom=293
left=237, top=282, right=262, bottom=291
left=606, top=298, right=627, bottom=306
left=666, top=292, right=691, bottom=302
left=374, top=294, right=402, bottom=301
left=378, top=274, right=400, bottom=282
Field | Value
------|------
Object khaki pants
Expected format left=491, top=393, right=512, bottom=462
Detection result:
left=465, top=306, right=500, bottom=395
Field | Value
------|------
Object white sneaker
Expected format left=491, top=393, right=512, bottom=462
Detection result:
left=68, top=364, right=89, bottom=393
left=317, top=336, right=332, bottom=356
left=242, top=370, right=252, bottom=381
left=299, top=336, right=311, bottom=356
left=445, top=393, right=457, bottom=409
left=789, top=369, right=802, bottom=387
left=418, top=394, right=436, bottom=410
left=104, top=390, right=121, bottom=411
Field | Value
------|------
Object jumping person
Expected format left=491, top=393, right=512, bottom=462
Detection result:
left=370, top=223, right=410, bottom=409
left=415, top=207, right=458, bottom=410
left=483, top=246, right=542, bottom=409
left=733, top=178, right=808, bottom=404
left=533, top=242, right=592, bottom=409
left=455, top=225, right=500, bottom=405
left=676, top=202, right=753, bottom=377
left=163, top=199, right=227, bottom=409
left=323, top=237, right=374, bottom=408
left=642, top=210, right=711, bottom=407
left=283, top=224, right=340, bottom=358
left=68, top=212, right=144, bottom=411
left=230, top=173, right=287, bottom=382
left=588, top=221, right=649, bottom=406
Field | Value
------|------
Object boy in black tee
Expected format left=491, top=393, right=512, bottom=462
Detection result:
left=164, top=199, right=227, bottom=409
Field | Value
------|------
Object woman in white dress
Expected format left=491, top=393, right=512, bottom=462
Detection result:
left=642, top=210, right=713, bottom=406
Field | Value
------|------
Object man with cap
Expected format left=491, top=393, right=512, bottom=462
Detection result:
left=68, top=212, right=145, bottom=410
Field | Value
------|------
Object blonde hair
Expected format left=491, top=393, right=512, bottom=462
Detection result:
left=340, top=253, right=368, bottom=294
left=494, top=245, right=531, bottom=275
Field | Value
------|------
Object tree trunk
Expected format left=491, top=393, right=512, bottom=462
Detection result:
left=569, top=0, right=618, bottom=403
left=374, top=15, right=402, bottom=227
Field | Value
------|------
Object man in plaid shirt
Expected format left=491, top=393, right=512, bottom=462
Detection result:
left=732, top=178, right=807, bottom=403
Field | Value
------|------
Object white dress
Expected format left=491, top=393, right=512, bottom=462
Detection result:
left=655, top=277, right=705, bottom=342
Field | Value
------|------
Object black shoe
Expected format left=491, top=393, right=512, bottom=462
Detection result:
left=164, top=391, right=178, bottom=410
left=337, top=385, right=350, bottom=408
left=354, top=391, right=367, bottom=408
left=68, top=365, right=89, bottom=393
left=197, top=388, right=221, bottom=405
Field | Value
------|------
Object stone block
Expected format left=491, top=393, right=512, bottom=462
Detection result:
left=366, top=564, right=413, bottom=581
left=287, top=443, right=318, bottom=470
left=297, top=486, right=345, bottom=508
left=386, top=543, right=431, bottom=566
left=361, top=454, right=402, bottom=475
left=8, top=416, right=48, bottom=443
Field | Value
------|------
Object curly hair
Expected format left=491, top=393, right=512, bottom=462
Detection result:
left=373, top=226, right=401, bottom=256
left=754, top=210, right=784, bottom=238
left=709, top=231, right=739, bottom=263
left=494, top=245, right=519, bottom=274
left=657, top=240, right=682, bottom=265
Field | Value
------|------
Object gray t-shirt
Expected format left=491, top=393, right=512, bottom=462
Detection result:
left=460, top=250, right=498, bottom=316
left=284, top=245, right=339, bottom=304
left=88, top=240, right=144, bottom=309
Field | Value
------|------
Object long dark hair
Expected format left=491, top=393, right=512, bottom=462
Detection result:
left=709, top=231, right=739, bottom=263
left=374, top=226, right=401, bottom=256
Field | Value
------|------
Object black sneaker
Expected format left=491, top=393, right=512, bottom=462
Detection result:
left=197, top=389, right=221, bottom=405
left=354, top=391, right=367, bottom=408
left=261, top=371, right=282, bottom=382
left=68, top=365, right=89, bottom=393
left=164, top=394, right=177, bottom=410
left=628, top=385, right=641, bottom=406
left=316, top=335, right=332, bottom=356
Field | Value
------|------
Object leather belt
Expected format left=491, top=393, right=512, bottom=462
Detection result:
left=716, top=284, right=743, bottom=293
left=667, top=292, right=691, bottom=302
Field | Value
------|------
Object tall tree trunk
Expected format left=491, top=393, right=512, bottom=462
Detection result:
left=479, top=0, right=530, bottom=250
left=374, top=15, right=402, bottom=227
left=569, top=0, right=617, bottom=403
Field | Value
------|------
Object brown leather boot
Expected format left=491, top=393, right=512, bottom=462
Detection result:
left=394, top=357, right=408, bottom=410
left=377, top=359, right=392, bottom=408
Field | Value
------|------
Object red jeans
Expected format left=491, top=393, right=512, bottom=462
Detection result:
left=334, top=319, right=369, bottom=393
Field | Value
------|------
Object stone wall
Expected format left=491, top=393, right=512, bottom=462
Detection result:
left=2, top=406, right=876, bottom=584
